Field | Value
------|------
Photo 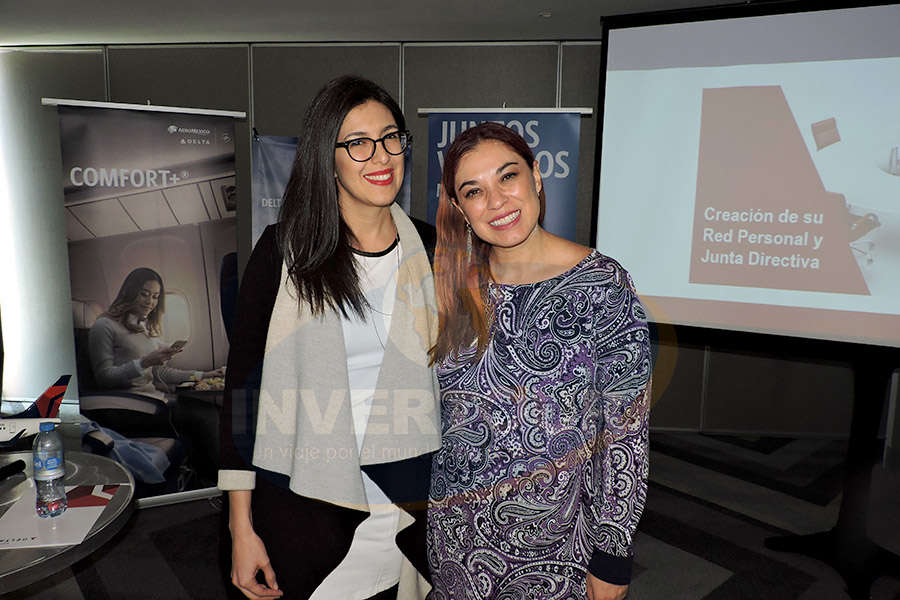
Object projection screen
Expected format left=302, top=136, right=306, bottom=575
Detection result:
left=595, top=2, right=900, bottom=347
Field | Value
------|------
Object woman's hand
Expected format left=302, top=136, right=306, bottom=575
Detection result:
left=139, top=347, right=179, bottom=368
left=231, top=528, right=283, bottom=599
left=586, top=572, right=628, bottom=600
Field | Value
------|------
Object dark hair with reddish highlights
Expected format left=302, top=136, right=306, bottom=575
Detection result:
left=103, top=267, right=165, bottom=337
left=429, top=122, right=546, bottom=364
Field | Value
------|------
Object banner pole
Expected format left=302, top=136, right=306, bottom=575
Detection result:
left=42, top=97, right=246, bottom=119
left=417, top=107, right=592, bottom=115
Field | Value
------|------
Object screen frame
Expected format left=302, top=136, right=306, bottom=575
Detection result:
left=591, top=0, right=900, bottom=350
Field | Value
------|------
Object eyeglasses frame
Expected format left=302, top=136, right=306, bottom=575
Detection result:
left=335, top=130, right=412, bottom=162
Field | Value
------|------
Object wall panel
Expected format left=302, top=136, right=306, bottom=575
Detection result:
left=704, top=347, right=853, bottom=436
left=252, top=44, right=400, bottom=136
left=649, top=336, right=705, bottom=430
left=560, top=42, right=602, bottom=246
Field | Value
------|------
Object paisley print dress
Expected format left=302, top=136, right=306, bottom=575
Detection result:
left=427, top=252, right=651, bottom=599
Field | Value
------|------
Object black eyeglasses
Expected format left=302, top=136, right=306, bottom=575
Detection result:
left=335, top=130, right=411, bottom=162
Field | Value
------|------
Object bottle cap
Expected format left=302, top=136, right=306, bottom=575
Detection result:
left=39, top=422, right=56, bottom=432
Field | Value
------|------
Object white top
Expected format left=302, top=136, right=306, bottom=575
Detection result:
left=88, top=315, right=200, bottom=399
left=310, top=239, right=404, bottom=599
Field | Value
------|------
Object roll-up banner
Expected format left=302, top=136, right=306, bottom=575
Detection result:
left=425, top=111, right=582, bottom=241
left=50, top=100, right=242, bottom=498
left=251, top=134, right=414, bottom=249
left=251, top=135, right=297, bottom=248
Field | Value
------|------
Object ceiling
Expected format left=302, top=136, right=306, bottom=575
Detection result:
left=66, top=177, right=235, bottom=241
left=0, top=0, right=724, bottom=46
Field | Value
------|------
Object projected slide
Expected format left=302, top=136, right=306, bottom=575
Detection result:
left=596, top=5, right=900, bottom=347
left=691, top=85, right=869, bottom=295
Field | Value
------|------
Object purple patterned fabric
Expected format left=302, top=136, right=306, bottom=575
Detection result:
left=427, top=252, right=651, bottom=599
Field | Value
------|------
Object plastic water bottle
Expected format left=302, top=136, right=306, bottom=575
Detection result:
left=33, top=422, right=67, bottom=518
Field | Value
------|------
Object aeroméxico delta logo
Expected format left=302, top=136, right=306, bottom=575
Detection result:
left=167, top=123, right=213, bottom=145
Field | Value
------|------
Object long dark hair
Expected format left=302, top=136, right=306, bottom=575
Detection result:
left=103, top=267, right=165, bottom=336
left=429, top=123, right=546, bottom=364
left=278, top=75, right=407, bottom=318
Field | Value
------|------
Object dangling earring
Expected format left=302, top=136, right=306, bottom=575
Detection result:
left=465, top=223, right=473, bottom=262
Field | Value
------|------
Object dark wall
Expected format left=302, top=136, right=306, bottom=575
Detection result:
left=252, top=44, right=402, bottom=135
left=560, top=43, right=606, bottom=246
left=2, top=42, right=857, bottom=435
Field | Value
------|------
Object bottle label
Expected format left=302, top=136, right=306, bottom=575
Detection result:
left=33, top=453, right=65, bottom=481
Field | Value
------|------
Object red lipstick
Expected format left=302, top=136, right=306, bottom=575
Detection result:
left=364, top=168, right=394, bottom=186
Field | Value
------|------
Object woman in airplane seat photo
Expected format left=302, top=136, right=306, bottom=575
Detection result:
left=89, top=267, right=221, bottom=399
left=217, top=75, right=439, bottom=600
left=426, top=123, right=651, bottom=600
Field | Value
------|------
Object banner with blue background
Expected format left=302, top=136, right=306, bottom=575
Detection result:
left=426, top=111, right=581, bottom=241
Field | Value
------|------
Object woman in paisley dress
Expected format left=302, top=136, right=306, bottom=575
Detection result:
left=427, top=123, right=651, bottom=600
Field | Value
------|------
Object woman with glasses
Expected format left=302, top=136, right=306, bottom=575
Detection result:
left=426, top=123, right=651, bottom=600
left=218, top=75, right=439, bottom=600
